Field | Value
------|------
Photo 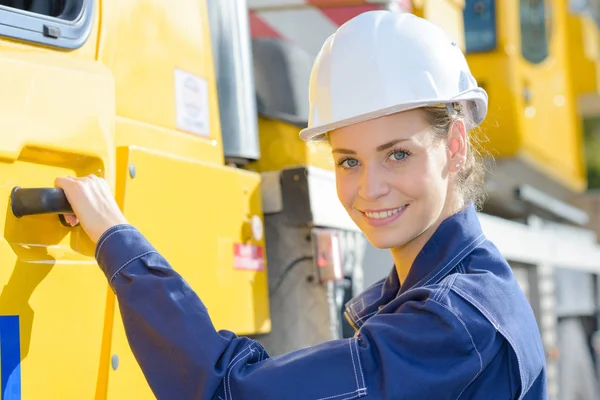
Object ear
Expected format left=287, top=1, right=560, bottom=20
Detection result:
left=447, top=119, right=467, bottom=172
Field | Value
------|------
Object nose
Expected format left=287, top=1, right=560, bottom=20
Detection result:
left=358, top=164, right=390, bottom=201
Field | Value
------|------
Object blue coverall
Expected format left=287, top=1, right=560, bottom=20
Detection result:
left=95, top=204, right=548, bottom=399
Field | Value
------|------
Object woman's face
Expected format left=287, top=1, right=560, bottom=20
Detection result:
left=329, top=109, right=465, bottom=250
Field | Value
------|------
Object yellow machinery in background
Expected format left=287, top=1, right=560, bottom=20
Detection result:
left=464, top=0, right=589, bottom=216
left=1, top=0, right=600, bottom=399
left=567, top=3, right=600, bottom=119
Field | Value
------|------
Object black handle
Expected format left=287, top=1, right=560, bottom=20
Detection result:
left=10, top=187, right=73, bottom=218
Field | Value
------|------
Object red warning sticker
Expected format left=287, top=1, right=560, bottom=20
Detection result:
left=233, top=243, right=265, bottom=271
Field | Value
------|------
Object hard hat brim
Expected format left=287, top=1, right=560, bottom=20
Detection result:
left=299, top=88, right=488, bottom=142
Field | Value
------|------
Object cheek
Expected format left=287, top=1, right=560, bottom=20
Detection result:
left=420, top=149, right=450, bottom=197
left=392, top=158, right=433, bottom=193
left=335, top=173, right=355, bottom=208
left=395, top=154, right=446, bottom=198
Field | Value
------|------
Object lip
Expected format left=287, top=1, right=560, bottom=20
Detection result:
left=359, top=205, right=408, bottom=227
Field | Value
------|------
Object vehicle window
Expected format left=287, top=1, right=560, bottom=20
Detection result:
left=464, top=0, right=498, bottom=53
left=0, top=0, right=92, bottom=49
left=520, top=0, right=552, bottom=64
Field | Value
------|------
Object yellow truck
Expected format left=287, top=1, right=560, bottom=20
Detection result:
left=0, top=0, right=599, bottom=399
left=0, top=0, right=270, bottom=398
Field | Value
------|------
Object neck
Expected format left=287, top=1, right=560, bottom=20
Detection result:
left=391, top=231, right=431, bottom=284
left=392, top=197, right=466, bottom=284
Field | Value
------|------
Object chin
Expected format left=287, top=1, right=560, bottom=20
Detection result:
left=363, top=230, right=412, bottom=250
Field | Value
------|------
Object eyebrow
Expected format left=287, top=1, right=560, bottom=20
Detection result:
left=332, top=139, right=408, bottom=155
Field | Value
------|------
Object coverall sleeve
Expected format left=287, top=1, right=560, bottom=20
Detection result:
left=95, top=225, right=487, bottom=400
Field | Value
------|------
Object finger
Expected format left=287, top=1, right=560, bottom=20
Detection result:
left=85, top=175, right=103, bottom=195
left=54, top=176, right=76, bottom=189
left=85, top=174, right=100, bottom=183
left=87, top=175, right=105, bottom=201
left=63, top=214, right=79, bottom=226
left=97, top=178, right=114, bottom=201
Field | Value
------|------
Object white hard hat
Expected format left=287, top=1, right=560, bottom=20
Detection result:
left=299, top=11, right=488, bottom=142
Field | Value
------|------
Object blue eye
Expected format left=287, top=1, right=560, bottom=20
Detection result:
left=341, top=158, right=359, bottom=168
left=389, top=150, right=409, bottom=162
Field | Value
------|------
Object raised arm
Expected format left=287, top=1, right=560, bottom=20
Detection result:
left=97, top=225, right=487, bottom=400
left=56, top=175, right=494, bottom=400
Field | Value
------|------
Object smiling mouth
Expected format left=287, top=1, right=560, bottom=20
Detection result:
left=362, top=205, right=408, bottom=220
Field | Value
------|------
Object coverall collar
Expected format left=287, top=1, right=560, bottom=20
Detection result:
left=345, top=203, right=484, bottom=329
left=400, top=202, right=483, bottom=294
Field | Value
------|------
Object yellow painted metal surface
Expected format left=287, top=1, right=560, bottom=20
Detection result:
left=568, top=14, right=600, bottom=97
left=106, top=147, right=271, bottom=398
left=464, top=2, right=521, bottom=157
left=250, top=117, right=334, bottom=173
left=118, top=147, right=270, bottom=333
left=0, top=0, right=272, bottom=398
left=0, top=46, right=116, bottom=399
left=567, top=13, right=600, bottom=118
left=97, top=0, right=270, bottom=329
left=97, top=0, right=225, bottom=165
left=95, top=2, right=272, bottom=396
left=518, top=0, right=584, bottom=191
left=465, top=0, right=586, bottom=192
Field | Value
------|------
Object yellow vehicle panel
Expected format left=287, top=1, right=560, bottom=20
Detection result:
left=567, top=12, right=600, bottom=120
left=105, top=298, right=155, bottom=399
left=97, top=0, right=225, bottom=165
left=465, top=0, right=586, bottom=192
left=0, top=50, right=115, bottom=398
left=518, top=0, right=585, bottom=191
left=461, top=54, right=521, bottom=157
left=250, top=117, right=334, bottom=173
left=105, top=146, right=270, bottom=397
left=114, top=147, right=270, bottom=334
left=97, top=0, right=270, bottom=329
left=567, top=14, right=600, bottom=98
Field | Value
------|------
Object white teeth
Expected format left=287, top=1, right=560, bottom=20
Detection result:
left=365, top=206, right=406, bottom=219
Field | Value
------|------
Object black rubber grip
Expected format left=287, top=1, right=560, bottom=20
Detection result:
left=10, top=187, right=73, bottom=218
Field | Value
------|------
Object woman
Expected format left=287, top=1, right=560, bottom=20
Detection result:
left=56, top=11, right=547, bottom=400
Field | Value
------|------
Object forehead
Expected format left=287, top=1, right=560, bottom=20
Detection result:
left=328, top=109, right=431, bottom=147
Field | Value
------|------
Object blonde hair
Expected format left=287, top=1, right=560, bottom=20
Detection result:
left=421, top=103, right=489, bottom=210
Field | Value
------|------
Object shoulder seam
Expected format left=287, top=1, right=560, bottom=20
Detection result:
left=433, top=273, right=459, bottom=302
